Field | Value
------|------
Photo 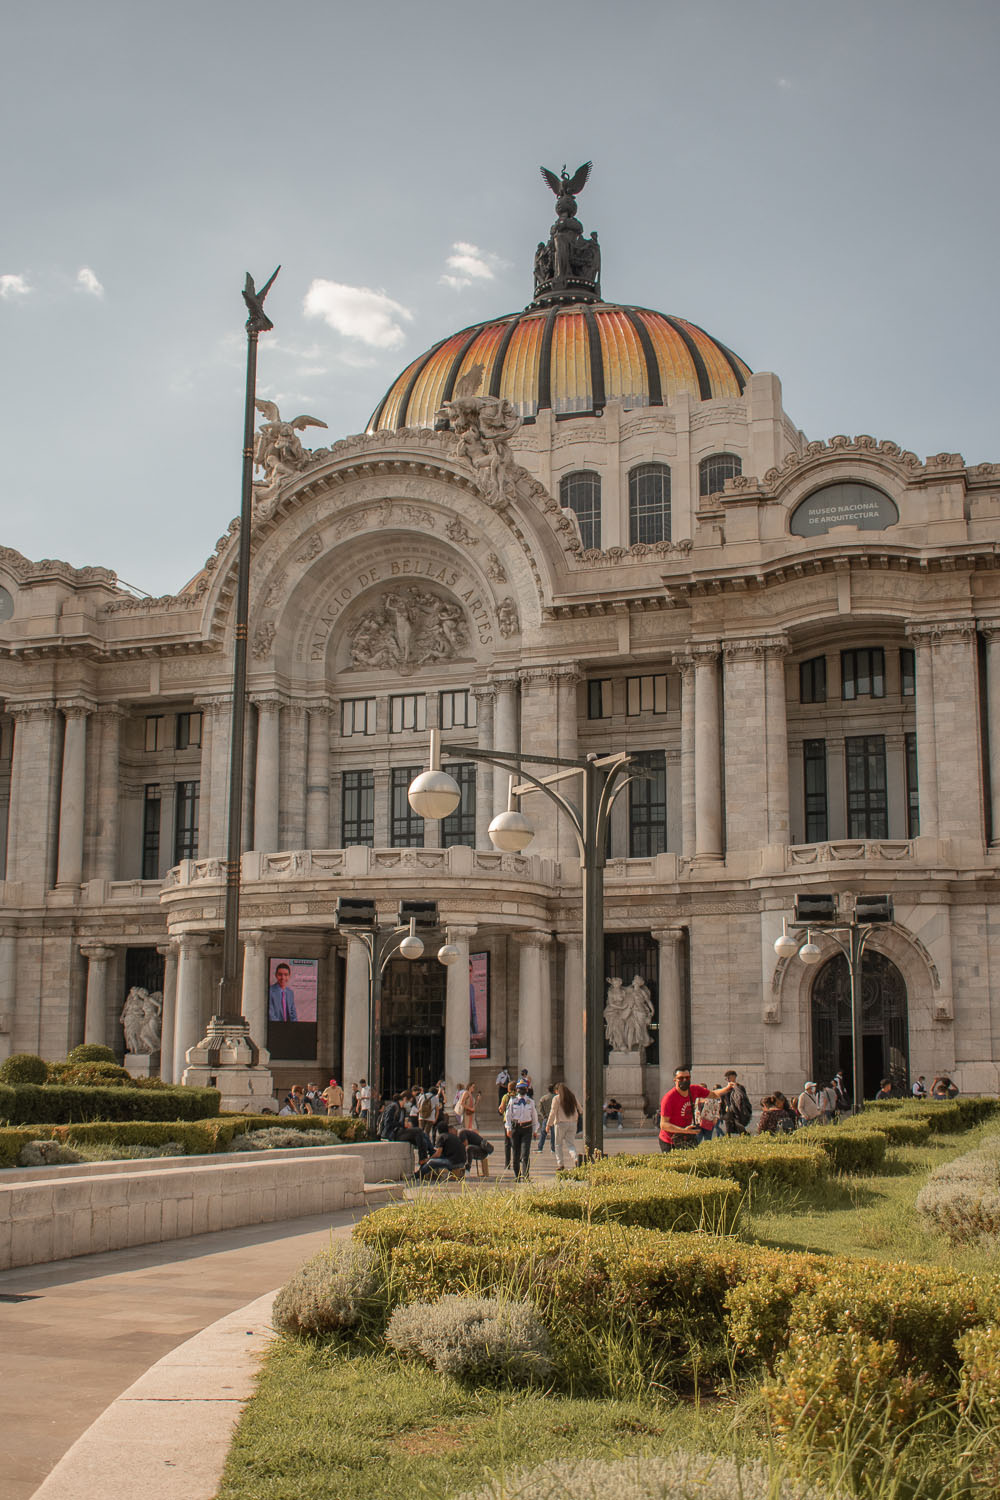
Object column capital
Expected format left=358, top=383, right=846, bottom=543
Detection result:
left=59, top=700, right=94, bottom=720
left=442, top=923, right=477, bottom=942
left=251, top=695, right=284, bottom=714
left=471, top=683, right=497, bottom=705
left=156, top=941, right=179, bottom=958
left=176, top=932, right=212, bottom=955
left=515, top=929, right=553, bottom=950
left=195, top=694, right=233, bottom=713
left=651, top=926, right=686, bottom=944
left=8, top=699, right=56, bottom=722
left=95, top=702, right=128, bottom=724
left=689, top=641, right=721, bottom=663
left=305, top=699, right=333, bottom=719
left=672, top=652, right=695, bottom=679
left=79, top=943, right=115, bottom=962
left=905, top=618, right=976, bottom=646
left=979, top=620, right=1000, bottom=642
left=242, top=929, right=267, bottom=951
left=722, top=634, right=789, bottom=662
left=490, top=673, right=521, bottom=690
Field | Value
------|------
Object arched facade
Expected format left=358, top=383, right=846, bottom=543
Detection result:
left=3, top=185, right=1000, bottom=1105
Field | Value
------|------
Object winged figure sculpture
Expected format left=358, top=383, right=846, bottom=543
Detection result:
left=540, top=162, right=592, bottom=199
left=253, top=400, right=329, bottom=484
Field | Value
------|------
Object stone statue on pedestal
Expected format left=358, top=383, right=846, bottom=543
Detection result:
left=604, top=974, right=654, bottom=1053
left=120, top=986, right=163, bottom=1056
left=435, top=365, right=522, bottom=510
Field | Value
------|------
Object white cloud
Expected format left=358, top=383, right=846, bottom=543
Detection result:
left=76, top=266, right=104, bottom=297
left=303, top=279, right=413, bottom=349
left=440, top=241, right=508, bottom=290
left=0, top=274, right=31, bottom=300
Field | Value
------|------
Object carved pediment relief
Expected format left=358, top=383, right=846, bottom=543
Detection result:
left=347, top=586, right=470, bottom=671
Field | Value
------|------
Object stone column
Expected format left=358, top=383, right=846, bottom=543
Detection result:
left=472, top=685, right=496, bottom=849
left=692, top=644, right=723, bottom=861
left=94, top=705, right=124, bottom=880
left=653, top=927, right=686, bottom=1104
left=0, top=933, right=15, bottom=1063
left=517, top=671, right=563, bottom=858
left=282, top=703, right=307, bottom=851
left=885, top=733, right=907, bottom=839
left=241, top=930, right=269, bottom=1043
left=80, top=945, right=116, bottom=1047
left=201, top=696, right=233, bottom=857
left=56, top=703, right=90, bottom=887
left=515, top=931, right=548, bottom=1088
left=373, top=769, right=391, bottom=848
left=252, top=698, right=281, bottom=852
left=443, top=924, right=476, bottom=1100
left=675, top=657, right=696, bottom=858
left=764, top=640, right=790, bottom=844
left=173, top=934, right=209, bottom=1081
left=983, top=627, right=1000, bottom=844
left=723, top=641, right=768, bottom=851
left=560, top=933, right=584, bottom=1093
left=492, top=674, right=520, bottom=820
left=342, top=937, right=371, bottom=1090
left=157, top=940, right=179, bottom=1083
left=305, top=704, right=332, bottom=849
left=196, top=703, right=214, bottom=857
left=931, top=622, right=984, bottom=842
left=6, top=703, right=59, bottom=886
left=906, top=625, right=939, bottom=839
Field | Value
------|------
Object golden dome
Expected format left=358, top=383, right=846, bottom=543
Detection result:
left=367, top=302, right=751, bottom=432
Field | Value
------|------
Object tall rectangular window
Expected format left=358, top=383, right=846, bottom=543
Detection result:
left=845, top=735, right=888, bottom=838
left=390, top=694, right=427, bottom=734
left=799, top=656, right=827, bottom=704
left=587, top=679, right=612, bottom=719
left=559, top=470, right=601, bottom=549
left=441, top=763, right=476, bottom=848
left=173, top=780, right=200, bottom=862
left=142, top=784, right=161, bottom=879
left=341, top=698, right=376, bottom=737
left=341, top=770, right=375, bottom=847
left=900, top=648, right=916, bottom=697
left=841, top=648, right=885, bottom=700
left=440, top=690, right=476, bottom=730
left=175, top=712, right=202, bottom=749
left=803, top=739, right=828, bottom=843
left=905, top=731, right=920, bottom=837
left=390, top=766, right=424, bottom=847
left=628, top=463, right=671, bottom=545
left=629, top=750, right=667, bottom=857
left=144, top=715, right=166, bottom=752
left=626, top=675, right=668, bottom=715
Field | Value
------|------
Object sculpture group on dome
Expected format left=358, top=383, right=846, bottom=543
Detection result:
left=253, top=400, right=329, bottom=495
left=435, top=365, right=522, bottom=510
left=533, top=161, right=602, bottom=305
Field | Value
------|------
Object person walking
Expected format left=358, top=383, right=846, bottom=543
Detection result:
left=719, top=1070, right=753, bottom=1135
left=321, top=1078, right=344, bottom=1114
left=504, top=1080, right=539, bottom=1179
left=537, top=1084, right=556, bottom=1153
left=498, top=1077, right=517, bottom=1168
left=495, top=1065, right=511, bottom=1107
left=547, top=1082, right=580, bottom=1170
left=795, top=1081, right=825, bottom=1125
left=457, top=1082, right=477, bottom=1133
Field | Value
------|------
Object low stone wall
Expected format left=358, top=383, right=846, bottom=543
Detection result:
left=9, top=1139, right=412, bottom=1186
left=0, top=1146, right=411, bottom=1270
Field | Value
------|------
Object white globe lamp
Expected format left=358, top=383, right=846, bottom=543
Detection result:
left=399, top=932, right=424, bottom=960
left=798, top=931, right=823, bottom=966
left=773, top=919, right=798, bottom=961
left=488, top=774, right=535, bottom=852
left=407, top=729, right=461, bottom=819
left=437, top=942, right=461, bottom=966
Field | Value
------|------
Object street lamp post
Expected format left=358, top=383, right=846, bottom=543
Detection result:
left=774, top=892, right=894, bottom=1113
left=408, top=730, right=631, bottom=1157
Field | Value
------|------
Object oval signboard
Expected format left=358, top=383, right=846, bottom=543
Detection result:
left=790, top=482, right=899, bottom=537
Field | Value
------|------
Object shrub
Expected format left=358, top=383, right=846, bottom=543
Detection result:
left=384, top=1294, right=551, bottom=1384
left=452, top=1452, right=835, bottom=1500
left=0, top=1083, right=220, bottom=1125
left=915, top=1140, right=1000, bottom=1242
left=228, top=1127, right=337, bottom=1152
left=957, top=1324, right=1000, bottom=1415
left=803, top=1128, right=887, bottom=1175
left=16, top=1139, right=84, bottom=1167
left=841, top=1114, right=930, bottom=1147
left=225, top=1113, right=371, bottom=1142
left=724, top=1252, right=827, bottom=1369
left=0, top=1117, right=244, bottom=1164
left=522, top=1172, right=741, bottom=1234
left=763, top=1329, right=933, bottom=1447
left=67, top=1044, right=119, bottom=1064
left=271, top=1242, right=380, bottom=1335
left=573, top=1137, right=829, bottom=1191
left=0, top=1053, right=47, bottom=1086
left=46, top=1061, right=132, bottom=1086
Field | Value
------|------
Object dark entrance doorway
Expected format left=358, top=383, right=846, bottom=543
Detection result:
left=380, top=957, right=445, bottom=1097
left=810, top=950, right=909, bottom=1099
left=604, top=931, right=660, bottom=1067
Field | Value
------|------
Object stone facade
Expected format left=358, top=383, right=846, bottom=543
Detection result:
left=3, top=329, right=1000, bottom=1107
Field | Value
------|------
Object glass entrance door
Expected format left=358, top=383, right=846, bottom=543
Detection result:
left=380, top=957, right=445, bottom=1097
left=810, top=950, right=909, bottom=1098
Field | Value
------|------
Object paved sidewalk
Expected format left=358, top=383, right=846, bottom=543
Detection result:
left=0, top=1127, right=659, bottom=1500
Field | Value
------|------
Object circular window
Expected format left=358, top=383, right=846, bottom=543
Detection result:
left=0, top=586, right=13, bottom=623
left=790, top=482, right=899, bottom=537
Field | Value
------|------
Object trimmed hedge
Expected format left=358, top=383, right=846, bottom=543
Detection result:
left=520, top=1172, right=741, bottom=1234
left=0, top=1082, right=220, bottom=1125
left=564, top=1139, right=829, bottom=1191
left=803, top=1128, right=887, bottom=1175
left=839, top=1114, right=930, bottom=1147
left=0, top=1053, right=47, bottom=1086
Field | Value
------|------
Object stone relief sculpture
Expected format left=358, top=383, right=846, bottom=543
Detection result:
left=348, top=587, right=470, bottom=670
left=497, top=597, right=519, bottom=638
left=436, top=365, right=522, bottom=510
left=604, top=973, right=654, bottom=1052
left=253, top=400, right=329, bottom=493
left=120, top=987, right=163, bottom=1055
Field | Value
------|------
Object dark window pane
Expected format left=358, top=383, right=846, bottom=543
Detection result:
left=845, top=735, right=888, bottom=838
left=441, top=763, right=476, bottom=848
left=342, top=770, right=374, bottom=847
left=803, top=739, right=828, bottom=842
left=628, top=464, right=671, bottom=545
left=841, top=648, right=885, bottom=701
left=629, top=750, right=667, bottom=857
left=560, top=471, right=601, bottom=550
left=587, top=679, right=611, bottom=719
left=799, top=656, right=827, bottom=704
left=900, top=648, right=915, bottom=697
left=174, top=780, right=200, bottom=862
left=142, top=785, right=161, bottom=879
left=391, top=766, right=424, bottom=847
left=699, top=452, right=742, bottom=497
left=905, top=732, right=920, bottom=837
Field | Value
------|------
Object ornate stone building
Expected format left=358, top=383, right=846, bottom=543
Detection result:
left=3, top=169, right=1000, bottom=1102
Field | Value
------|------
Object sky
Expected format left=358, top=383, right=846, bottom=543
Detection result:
left=2, top=0, right=998, bottom=595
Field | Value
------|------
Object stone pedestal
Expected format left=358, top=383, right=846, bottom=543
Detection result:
left=603, top=1050, right=647, bottom=1119
left=124, top=1052, right=158, bottom=1079
left=181, top=1017, right=276, bottom=1113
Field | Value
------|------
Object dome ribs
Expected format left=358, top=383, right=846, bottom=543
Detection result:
left=440, top=327, right=486, bottom=405
left=537, top=307, right=558, bottom=413
left=582, top=307, right=605, bottom=412
left=488, top=316, right=521, bottom=398
left=396, top=344, right=440, bottom=429
left=622, top=308, right=663, bottom=406
left=662, top=315, right=713, bottom=401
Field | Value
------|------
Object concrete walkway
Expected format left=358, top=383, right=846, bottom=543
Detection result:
left=0, top=1127, right=658, bottom=1500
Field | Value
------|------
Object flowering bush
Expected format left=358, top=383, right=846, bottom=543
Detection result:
left=385, top=1294, right=551, bottom=1384
left=521, top=1172, right=741, bottom=1234
left=271, top=1242, right=380, bottom=1335
left=763, top=1329, right=932, bottom=1447
left=916, top=1139, right=1000, bottom=1242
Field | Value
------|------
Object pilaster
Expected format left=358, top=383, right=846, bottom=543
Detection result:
left=80, top=944, right=116, bottom=1047
left=443, top=923, right=476, bottom=1099
left=252, top=697, right=282, bottom=852
left=56, top=702, right=91, bottom=888
left=305, top=703, right=332, bottom=849
left=652, top=927, right=686, bottom=1104
left=94, top=705, right=125, bottom=880
left=691, top=644, right=723, bottom=862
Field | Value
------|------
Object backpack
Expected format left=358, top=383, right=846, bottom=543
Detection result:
left=776, top=1111, right=797, bottom=1133
left=730, top=1085, right=753, bottom=1127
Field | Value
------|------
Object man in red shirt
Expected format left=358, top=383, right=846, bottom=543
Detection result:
left=659, top=1067, right=733, bottom=1151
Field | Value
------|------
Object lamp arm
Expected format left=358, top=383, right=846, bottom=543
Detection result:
left=593, top=767, right=631, bottom=855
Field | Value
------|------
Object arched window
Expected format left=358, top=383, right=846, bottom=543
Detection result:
left=628, top=463, right=671, bottom=545
left=699, top=452, right=742, bottom=497
left=560, top=470, right=601, bottom=550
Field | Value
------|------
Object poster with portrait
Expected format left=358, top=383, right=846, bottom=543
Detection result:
left=266, top=957, right=318, bottom=1060
left=469, top=952, right=489, bottom=1059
